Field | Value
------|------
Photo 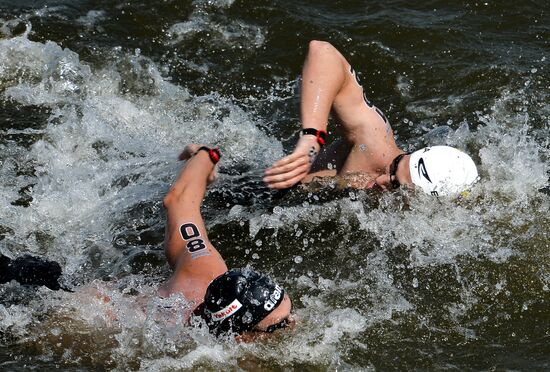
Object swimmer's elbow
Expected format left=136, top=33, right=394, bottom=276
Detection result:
left=309, top=40, right=332, bottom=49
left=163, top=184, right=202, bottom=211
left=308, top=40, right=337, bottom=55
left=163, top=188, right=182, bottom=209
left=162, top=192, right=174, bottom=210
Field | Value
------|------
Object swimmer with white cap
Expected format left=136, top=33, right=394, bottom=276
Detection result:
left=264, top=41, right=479, bottom=196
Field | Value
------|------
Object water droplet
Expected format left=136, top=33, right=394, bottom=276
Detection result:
left=294, top=256, right=303, bottom=264
left=242, top=311, right=253, bottom=323
left=51, top=327, right=61, bottom=336
left=412, top=277, right=419, bottom=288
left=252, top=253, right=259, bottom=259
left=255, top=239, right=262, bottom=247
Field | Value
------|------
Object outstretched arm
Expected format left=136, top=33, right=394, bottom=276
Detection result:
left=159, top=145, right=227, bottom=307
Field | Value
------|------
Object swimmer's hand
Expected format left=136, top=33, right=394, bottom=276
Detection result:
left=178, top=144, right=218, bottom=184
left=263, top=135, right=320, bottom=189
left=178, top=144, right=201, bottom=161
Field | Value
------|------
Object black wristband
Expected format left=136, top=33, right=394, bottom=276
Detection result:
left=301, top=128, right=327, bottom=146
left=196, top=146, right=221, bottom=164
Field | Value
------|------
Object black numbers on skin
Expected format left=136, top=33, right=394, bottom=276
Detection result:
left=350, top=66, right=363, bottom=86
left=375, top=107, right=389, bottom=124
left=363, top=92, right=373, bottom=108
left=181, top=223, right=200, bottom=239
left=351, top=66, right=390, bottom=125
left=180, top=223, right=207, bottom=254
left=187, top=238, right=206, bottom=252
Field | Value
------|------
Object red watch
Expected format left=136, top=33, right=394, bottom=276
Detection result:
left=301, top=128, right=327, bottom=146
left=196, top=146, right=221, bottom=164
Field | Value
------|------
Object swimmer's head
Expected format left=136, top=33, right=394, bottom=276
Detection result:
left=201, top=268, right=291, bottom=335
left=408, top=146, right=479, bottom=196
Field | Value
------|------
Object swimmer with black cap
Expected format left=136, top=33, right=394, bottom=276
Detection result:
left=1, top=144, right=293, bottom=338
left=264, top=41, right=479, bottom=196
left=159, top=144, right=293, bottom=338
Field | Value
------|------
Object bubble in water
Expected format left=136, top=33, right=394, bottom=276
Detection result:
left=412, top=277, right=419, bottom=288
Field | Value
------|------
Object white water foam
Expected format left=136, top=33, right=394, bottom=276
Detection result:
left=77, top=10, right=107, bottom=30
left=0, top=32, right=281, bottom=271
left=165, top=0, right=265, bottom=51
left=0, top=18, right=548, bottom=369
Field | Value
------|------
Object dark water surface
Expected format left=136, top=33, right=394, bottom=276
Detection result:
left=0, top=0, right=548, bottom=370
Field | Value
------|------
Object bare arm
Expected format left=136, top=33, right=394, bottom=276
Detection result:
left=159, top=145, right=227, bottom=307
left=263, top=40, right=356, bottom=189
left=264, top=40, right=399, bottom=189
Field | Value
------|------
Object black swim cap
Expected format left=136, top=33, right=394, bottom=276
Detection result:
left=202, top=268, right=285, bottom=335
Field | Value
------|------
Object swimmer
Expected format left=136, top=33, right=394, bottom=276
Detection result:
left=159, top=144, right=293, bottom=337
left=2, top=144, right=293, bottom=338
left=264, top=41, right=479, bottom=197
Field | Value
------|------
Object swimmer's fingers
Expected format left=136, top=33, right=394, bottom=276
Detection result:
left=269, top=147, right=308, bottom=169
left=264, top=135, right=320, bottom=188
left=264, top=159, right=309, bottom=182
left=264, top=152, right=312, bottom=189
left=178, top=144, right=203, bottom=161
left=264, top=162, right=311, bottom=189
left=265, top=135, right=319, bottom=174
left=265, top=153, right=310, bottom=176
left=266, top=169, right=310, bottom=189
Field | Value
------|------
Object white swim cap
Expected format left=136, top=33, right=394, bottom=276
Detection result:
left=409, top=146, right=479, bottom=196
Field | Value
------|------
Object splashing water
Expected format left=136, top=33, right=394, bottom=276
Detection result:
left=0, top=1, right=549, bottom=369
